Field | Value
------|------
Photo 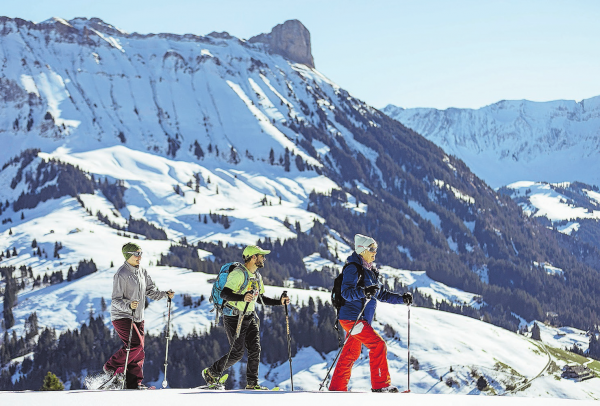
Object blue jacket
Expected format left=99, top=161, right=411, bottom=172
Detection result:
left=338, top=252, right=404, bottom=324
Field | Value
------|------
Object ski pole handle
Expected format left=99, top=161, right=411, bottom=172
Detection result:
left=283, top=290, right=289, bottom=314
left=282, top=290, right=291, bottom=336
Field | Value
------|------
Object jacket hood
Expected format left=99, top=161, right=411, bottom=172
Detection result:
left=346, top=251, right=363, bottom=266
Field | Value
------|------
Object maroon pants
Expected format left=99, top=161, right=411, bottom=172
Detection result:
left=105, top=318, right=145, bottom=388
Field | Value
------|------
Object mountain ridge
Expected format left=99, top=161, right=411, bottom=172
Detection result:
left=382, top=96, right=600, bottom=188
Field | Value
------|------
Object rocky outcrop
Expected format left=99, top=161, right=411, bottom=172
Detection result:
left=249, top=20, right=314, bottom=68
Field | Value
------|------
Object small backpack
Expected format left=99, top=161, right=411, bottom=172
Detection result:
left=331, top=262, right=365, bottom=313
left=209, top=262, right=250, bottom=322
left=331, top=261, right=365, bottom=346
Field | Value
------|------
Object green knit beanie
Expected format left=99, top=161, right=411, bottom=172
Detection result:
left=122, top=242, right=142, bottom=261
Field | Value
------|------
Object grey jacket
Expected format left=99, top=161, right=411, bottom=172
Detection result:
left=111, top=261, right=167, bottom=322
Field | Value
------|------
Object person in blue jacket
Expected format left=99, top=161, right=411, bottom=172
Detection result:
left=329, top=234, right=413, bottom=392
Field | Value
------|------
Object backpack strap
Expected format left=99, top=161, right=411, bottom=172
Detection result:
left=253, top=270, right=265, bottom=328
left=334, top=261, right=365, bottom=347
left=342, top=261, right=365, bottom=287
left=221, top=263, right=250, bottom=318
left=235, top=264, right=251, bottom=295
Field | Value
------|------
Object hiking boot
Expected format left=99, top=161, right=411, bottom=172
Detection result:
left=136, top=383, right=152, bottom=390
left=202, top=368, right=218, bottom=385
left=245, top=384, right=269, bottom=390
left=372, top=385, right=399, bottom=393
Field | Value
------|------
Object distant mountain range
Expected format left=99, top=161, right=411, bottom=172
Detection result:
left=382, top=97, right=600, bottom=188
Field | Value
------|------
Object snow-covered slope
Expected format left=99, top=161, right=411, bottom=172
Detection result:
left=382, top=98, right=600, bottom=188
left=498, top=180, right=600, bottom=253
left=1, top=390, right=599, bottom=406
left=501, top=181, right=600, bottom=234
left=2, top=194, right=598, bottom=397
left=3, top=254, right=599, bottom=397
left=0, top=16, right=374, bottom=174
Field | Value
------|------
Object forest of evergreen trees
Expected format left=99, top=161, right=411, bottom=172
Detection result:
left=0, top=298, right=344, bottom=390
left=2, top=281, right=597, bottom=391
left=128, top=217, right=168, bottom=240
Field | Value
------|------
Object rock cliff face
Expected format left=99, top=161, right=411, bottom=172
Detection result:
left=249, top=20, right=314, bottom=68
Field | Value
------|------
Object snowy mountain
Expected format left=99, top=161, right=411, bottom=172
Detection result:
left=1, top=16, right=600, bottom=396
left=0, top=17, right=333, bottom=167
left=382, top=98, right=600, bottom=189
left=498, top=181, right=600, bottom=251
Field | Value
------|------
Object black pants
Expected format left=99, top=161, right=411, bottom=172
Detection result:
left=209, top=313, right=261, bottom=385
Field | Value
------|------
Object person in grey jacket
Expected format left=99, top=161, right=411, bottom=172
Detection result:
left=103, top=242, right=174, bottom=389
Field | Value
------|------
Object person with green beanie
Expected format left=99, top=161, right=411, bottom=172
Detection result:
left=103, top=242, right=175, bottom=389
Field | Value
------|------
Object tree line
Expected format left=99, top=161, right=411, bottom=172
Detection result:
left=0, top=297, right=343, bottom=390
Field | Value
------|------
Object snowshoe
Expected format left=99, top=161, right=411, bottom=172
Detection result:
left=84, top=372, right=124, bottom=390
left=372, top=385, right=399, bottom=393
left=245, top=384, right=271, bottom=390
left=196, top=372, right=228, bottom=390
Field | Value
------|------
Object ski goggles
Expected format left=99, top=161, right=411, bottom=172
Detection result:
left=367, top=244, right=378, bottom=253
left=126, top=251, right=143, bottom=257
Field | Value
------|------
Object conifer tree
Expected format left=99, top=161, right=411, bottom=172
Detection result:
left=531, top=322, right=541, bottom=341
left=269, top=148, right=275, bottom=165
left=284, top=148, right=291, bottom=172
left=40, top=371, right=64, bottom=391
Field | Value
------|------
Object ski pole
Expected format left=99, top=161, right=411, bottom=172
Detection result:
left=217, top=290, right=254, bottom=383
left=283, top=290, right=293, bottom=391
left=122, top=308, right=136, bottom=389
left=319, top=297, right=372, bottom=391
left=403, top=303, right=411, bottom=393
left=162, top=295, right=173, bottom=389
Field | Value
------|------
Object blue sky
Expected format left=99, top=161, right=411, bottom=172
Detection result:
left=4, top=0, right=600, bottom=109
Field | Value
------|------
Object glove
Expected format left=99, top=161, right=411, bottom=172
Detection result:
left=402, top=292, right=413, bottom=305
left=365, top=285, right=379, bottom=299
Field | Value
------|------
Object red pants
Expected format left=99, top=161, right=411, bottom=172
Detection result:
left=329, top=320, right=391, bottom=391
left=105, top=319, right=145, bottom=388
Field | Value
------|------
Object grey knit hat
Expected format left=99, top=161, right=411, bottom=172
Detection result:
left=355, top=234, right=376, bottom=255
left=122, top=242, right=142, bottom=261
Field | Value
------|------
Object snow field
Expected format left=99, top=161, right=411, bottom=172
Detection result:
left=1, top=389, right=597, bottom=406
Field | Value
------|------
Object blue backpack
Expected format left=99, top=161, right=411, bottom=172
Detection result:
left=210, top=262, right=250, bottom=321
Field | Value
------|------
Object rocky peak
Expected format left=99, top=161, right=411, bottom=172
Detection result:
left=249, top=20, right=314, bottom=68
left=68, top=17, right=128, bottom=36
